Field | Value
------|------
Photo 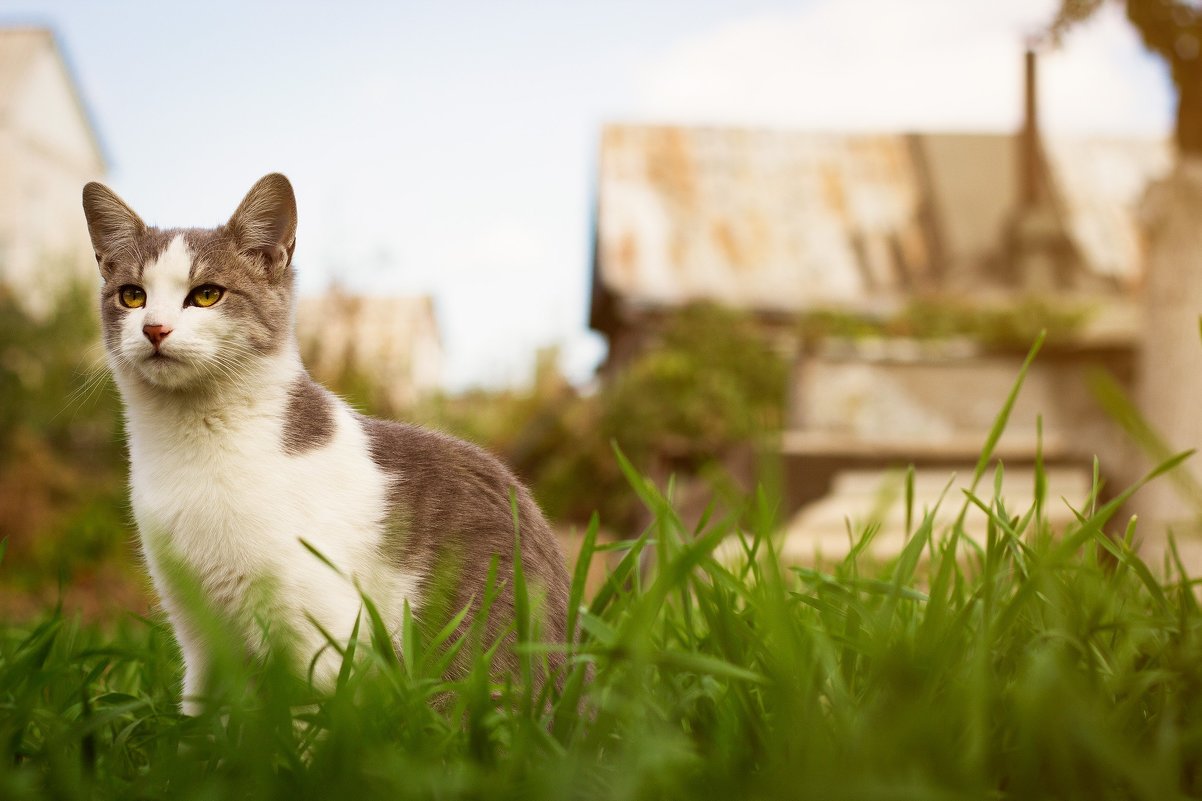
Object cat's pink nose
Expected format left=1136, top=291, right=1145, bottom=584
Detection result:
left=143, top=324, right=172, bottom=348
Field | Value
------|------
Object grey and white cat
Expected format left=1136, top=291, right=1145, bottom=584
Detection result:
left=82, top=173, right=570, bottom=713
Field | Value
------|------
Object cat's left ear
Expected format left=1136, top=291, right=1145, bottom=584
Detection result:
left=227, top=173, right=297, bottom=280
left=82, top=182, right=146, bottom=281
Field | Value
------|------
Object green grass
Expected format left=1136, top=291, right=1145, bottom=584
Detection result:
left=4, top=347, right=1202, bottom=800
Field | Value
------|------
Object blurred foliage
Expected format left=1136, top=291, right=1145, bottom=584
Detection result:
left=0, top=280, right=134, bottom=606
left=603, top=304, right=787, bottom=455
left=427, top=304, right=788, bottom=530
left=797, top=296, right=1089, bottom=350
left=1051, top=0, right=1202, bottom=153
left=308, top=358, right=393, bottom=421
left=0, top=282, right=112, bottom=450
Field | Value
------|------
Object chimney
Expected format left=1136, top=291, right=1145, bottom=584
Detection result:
left=1020, top=47, right=1041, bottom=207
left=1006, top=43, right=1080, bottom=292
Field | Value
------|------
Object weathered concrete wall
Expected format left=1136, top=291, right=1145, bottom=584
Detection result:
left=770, top=465, right=1094, bottom=566
left=1132, top=159, right=1202, bottom=545
left=0, top=33, right=105, bottom=313
left=777, top=338, right=1140, bottom=563
left=791, top=342, right=1132, bottom=468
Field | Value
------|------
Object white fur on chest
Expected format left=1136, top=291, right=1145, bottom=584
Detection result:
left=122, top=362, right=411, bottom=681
left=131, top=396, right=383, bottom=582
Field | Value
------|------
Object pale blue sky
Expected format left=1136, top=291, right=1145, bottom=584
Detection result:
left=1, top=0, right=1174, bottom=388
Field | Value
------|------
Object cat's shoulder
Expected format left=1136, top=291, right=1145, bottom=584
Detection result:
left=356, top=413, right=511, bottom=480
left=287, top=372, right=519, bottom=487
left=281, top=373, right=338, bottom=456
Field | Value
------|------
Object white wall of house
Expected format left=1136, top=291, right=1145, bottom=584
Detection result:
left=0, top=29, right=106, bottom=315
left=296, top=292, right=444, bottom=408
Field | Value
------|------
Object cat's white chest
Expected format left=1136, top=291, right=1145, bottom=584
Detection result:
left=131, top=409, right=298, bottom=573
left=127, top=396, right=395, bottom=639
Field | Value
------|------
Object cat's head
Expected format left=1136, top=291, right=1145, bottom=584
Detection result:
left=82, top=174, right=297, bottom=391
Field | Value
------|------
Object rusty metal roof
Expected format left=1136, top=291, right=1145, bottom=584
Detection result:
left=593, top=124, right=1168, bottom=320
left=596, top=125, right=927, bottom=314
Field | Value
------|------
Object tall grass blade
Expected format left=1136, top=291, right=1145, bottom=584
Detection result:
left=567, top=515, right=599, bottom=645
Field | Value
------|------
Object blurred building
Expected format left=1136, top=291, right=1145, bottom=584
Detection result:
left=591, top=124, right=1168, bottom=366
left=296, top=290, right=443, bottom=410
left=0, top=27, right=106, bottom=315
left=588, top=60, right=1171, bottom=557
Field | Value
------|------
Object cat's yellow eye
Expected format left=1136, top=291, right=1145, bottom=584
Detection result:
left=118, top=286, right=146, bottom=309
left=189, top=285, right=224, bottom=308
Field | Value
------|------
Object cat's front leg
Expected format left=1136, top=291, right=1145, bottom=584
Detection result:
left=292, top=600, right=367, bottom=693
left=176, top=626, right=211, bottom=716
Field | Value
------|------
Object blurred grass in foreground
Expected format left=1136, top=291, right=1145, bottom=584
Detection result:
left=4, top=339, right=1202, bottom=800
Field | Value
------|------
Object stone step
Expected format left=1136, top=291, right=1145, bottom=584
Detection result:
left=774, top=466, right=1093, bottom=564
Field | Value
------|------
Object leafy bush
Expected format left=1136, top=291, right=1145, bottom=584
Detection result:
left=511, top=304, right=787, bottom=529
left=798, top=296, right=1090, bottom=350
left=602, top=304, right=787, bottom=459
left=0, top=281, right=131, bottom=599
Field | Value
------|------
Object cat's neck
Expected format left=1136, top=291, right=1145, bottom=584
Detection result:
left=116, top=345, right=306, bottom=444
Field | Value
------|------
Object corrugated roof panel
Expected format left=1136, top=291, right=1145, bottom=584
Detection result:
left=1044, top=136, right=1172, bottom=283
left=916, top=134, right=1017, bottom=279
left=596, top=124, right=1168, bottom=313
left=597, top=125, right=928, bottom=313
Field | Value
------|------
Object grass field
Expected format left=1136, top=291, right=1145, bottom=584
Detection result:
left=3, top=344, right=1202, bottom=800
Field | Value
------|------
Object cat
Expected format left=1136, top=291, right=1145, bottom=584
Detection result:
left=81, top=173, right=571, bottom=714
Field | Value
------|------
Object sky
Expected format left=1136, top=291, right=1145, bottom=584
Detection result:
left=0, top=0, right=1176, bottom=389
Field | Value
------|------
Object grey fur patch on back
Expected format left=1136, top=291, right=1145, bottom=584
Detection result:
left=281, top=375, right=335, bottom=455
left=358, top=415, right=571, bottom=679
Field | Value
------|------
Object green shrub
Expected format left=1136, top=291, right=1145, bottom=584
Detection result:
left=511, top=304, right=787, bottom=528
left=0, top=280, right=130, bottom=595
left=799, top=296, right=1090, bottom=350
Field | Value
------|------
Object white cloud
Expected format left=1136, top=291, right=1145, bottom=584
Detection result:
left=636, top=0, right=1172, bottom=136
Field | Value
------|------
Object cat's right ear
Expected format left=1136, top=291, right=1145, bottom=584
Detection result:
left=227, top=173, right=297, bottom=282
left=82, top=182, right=146, bottom=280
